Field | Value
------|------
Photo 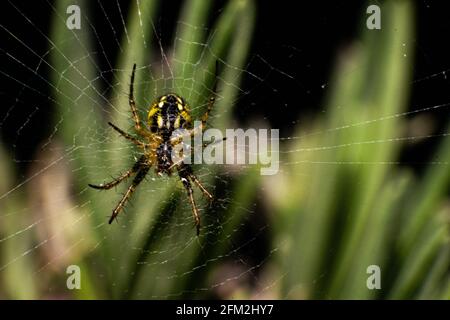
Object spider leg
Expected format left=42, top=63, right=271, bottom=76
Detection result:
left=88, top=155, right=146, bottom=190
left=109, top=165, right=150, bottom=224
left=129, top=63, right=143, bottom=133
left=177, top=165, right=201, bottom=236
left=189, top=173, right=213, bottom=201
left=108, top=122, right=148, bottom=148
left=200, top=60, right=219, bottom=130
left=200, top=93, right=215, bottom=130
left=88, top=170, right=134, bottom=190
left=202, top=137, right=226, bottom=148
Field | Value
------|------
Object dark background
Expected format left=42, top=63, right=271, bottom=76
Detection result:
left=1, top=0, right=449, bottom=176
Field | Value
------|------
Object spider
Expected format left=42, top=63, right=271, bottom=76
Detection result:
left=88, top=63, right=217, bottom=235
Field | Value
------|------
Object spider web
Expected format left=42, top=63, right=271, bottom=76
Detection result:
left=0, top=0, right=449, bottom=300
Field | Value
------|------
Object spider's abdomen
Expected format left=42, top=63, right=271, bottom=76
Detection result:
left=147, top=93, right=192, bottom=139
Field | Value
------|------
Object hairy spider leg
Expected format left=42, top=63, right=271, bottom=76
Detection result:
left=88, top=155, right=147, bottom=190
left=129, top=63, right=144, bottom=134
left=177, top=165, right=201, bottom=235
left=108, top=122, right=148, bottom=148
left=109, top=165, right=150, bottom=224
left=189, top=173, right=213, bottom=200
left=201, top=77, right=217, bottom=130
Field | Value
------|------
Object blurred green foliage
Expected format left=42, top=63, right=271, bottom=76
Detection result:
left=272, top=1, right=449, bottom=299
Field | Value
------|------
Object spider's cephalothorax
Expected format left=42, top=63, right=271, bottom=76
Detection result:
left=88, top=64, right=217, bottom=235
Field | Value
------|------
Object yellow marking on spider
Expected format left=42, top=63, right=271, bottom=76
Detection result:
left=174, top=116, right=181, bottom=128
left=157, top=115, right=164, bottom=128
left=180, top=110, right=191, bottom=123
left=147, top=103, right=158, bottom=121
